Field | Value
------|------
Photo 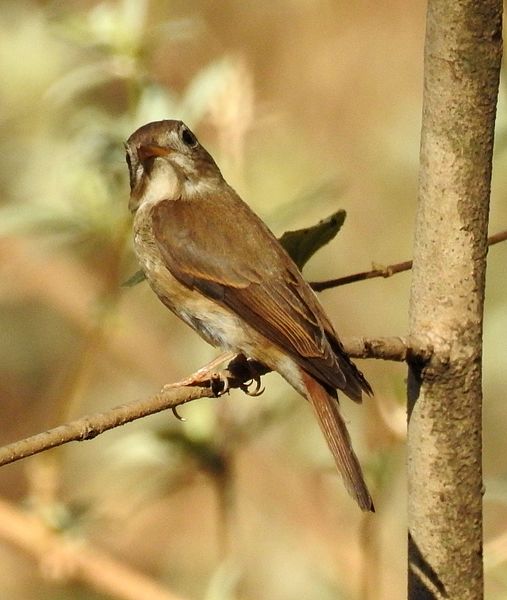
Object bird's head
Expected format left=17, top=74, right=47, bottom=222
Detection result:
left=125, top=120, right=222, bottom=213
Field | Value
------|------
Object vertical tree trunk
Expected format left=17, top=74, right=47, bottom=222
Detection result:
left=407, top=2, right=502, bottom=599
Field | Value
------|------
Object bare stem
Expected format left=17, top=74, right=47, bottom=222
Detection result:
left=0, top=336, right=422, bottom=469
left=311, top=228, right=507, bottom=291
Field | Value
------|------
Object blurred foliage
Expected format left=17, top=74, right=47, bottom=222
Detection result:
left=0, top=1, right=505, bottom=600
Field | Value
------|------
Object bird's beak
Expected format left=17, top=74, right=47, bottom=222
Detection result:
left=138, top=144, right=172, bottom=162
left=128, top=145, right=173, bottom=214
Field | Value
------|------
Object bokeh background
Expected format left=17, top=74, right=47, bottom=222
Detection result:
left=0, top=1, right=506, bottom=599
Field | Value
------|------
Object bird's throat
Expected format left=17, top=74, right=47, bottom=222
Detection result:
left=130, top=161, right=180, bottom=213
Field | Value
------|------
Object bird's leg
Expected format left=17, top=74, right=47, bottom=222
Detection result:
left=163, top=354, right=269, bottom=421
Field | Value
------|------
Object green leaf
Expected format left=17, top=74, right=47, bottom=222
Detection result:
left=122, top=269, right=146, bottom=287
left=278, top=209, right=346, bottom=270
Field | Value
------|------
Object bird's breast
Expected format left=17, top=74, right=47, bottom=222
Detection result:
left=131, top=202, right=306, bottom=396
left=132, top=202, right=245, bottom=350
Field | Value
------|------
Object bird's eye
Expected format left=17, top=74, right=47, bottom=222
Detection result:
left=181, top=127, right=197, bottom=147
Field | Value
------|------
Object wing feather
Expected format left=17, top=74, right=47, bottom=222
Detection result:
left=151, top=192, right=369, bottom=398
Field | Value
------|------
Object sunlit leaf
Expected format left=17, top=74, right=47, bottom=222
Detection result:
left=279, top=209, right=346, bottom=270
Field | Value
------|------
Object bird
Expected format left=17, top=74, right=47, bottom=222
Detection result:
left=125, top=119, right=374, bottom=511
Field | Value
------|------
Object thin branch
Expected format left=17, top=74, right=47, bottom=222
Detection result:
left=311, top=260, right=413, bottom=291
left=344, top=336, right=426, bottom=363
left=310, top=228, right=507, bottom=291
left=486, top=229, right=507, bottom=246
left=0, top=336, right=423, bottom=469
left=0, top=384, right=214, bottom=468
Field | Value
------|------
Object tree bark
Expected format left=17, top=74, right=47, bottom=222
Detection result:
left=407, top=2, right=502, bottom=599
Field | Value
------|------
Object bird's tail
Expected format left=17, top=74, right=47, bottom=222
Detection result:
left=301, top=369, right=374, bottom=512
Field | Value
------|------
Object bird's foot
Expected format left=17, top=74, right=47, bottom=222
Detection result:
left=226, top=354, right=266, bottom=397
left=163, top=352, right=268, bottom=417
left=163, top=354, right=236, bottom=420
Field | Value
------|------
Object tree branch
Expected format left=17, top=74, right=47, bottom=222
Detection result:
left=0, top=336, right=426, bottom=469
left=310, top=228, right=507, bottom=291
left=0, top=385, right=212, bottom=468
left=344, top=336, right=431, bottom=362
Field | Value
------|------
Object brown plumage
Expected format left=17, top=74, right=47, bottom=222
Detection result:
left=126, top=119, right=374, bottom=511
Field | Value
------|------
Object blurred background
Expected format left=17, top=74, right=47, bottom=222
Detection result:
left=0, top=1, right=506, bottom=599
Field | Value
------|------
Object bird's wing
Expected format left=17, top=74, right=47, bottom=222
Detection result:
left=151, top=192, right=369, bottom=399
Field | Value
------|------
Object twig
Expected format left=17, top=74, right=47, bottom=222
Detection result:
left=344, top=336, right=415, bottom=362
left=311, top=260, right=413, bottom=291
left=310, top=228, right=507, bottom=291
left=0, top=336, right=422, bottom=469
left=0, top=356, right=268, bottom=468
left=487, top=229, right=507, bottom=246
left=0, top=384, right=214, bottom=468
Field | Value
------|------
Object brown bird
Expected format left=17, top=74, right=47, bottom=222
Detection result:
left=125, top=120, right=374, bottom=511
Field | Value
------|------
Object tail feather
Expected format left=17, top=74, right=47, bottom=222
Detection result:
left=328, top=337, right=373, bottom=403
left=301, top=369, right=374, bottom=512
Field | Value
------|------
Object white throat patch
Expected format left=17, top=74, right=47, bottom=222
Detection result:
left=140, top=161, right=180, bottom=208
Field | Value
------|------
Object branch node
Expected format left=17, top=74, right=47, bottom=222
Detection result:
left=80, top=422, right=100, bottom=441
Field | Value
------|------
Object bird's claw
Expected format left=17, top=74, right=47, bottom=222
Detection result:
left=210, top=371, right=229, bottom=397
left=171, top=406, right=186, bottom=421
left=164, top=353, right=266, bottom=403
left=240, top=375, right=265, bottom=397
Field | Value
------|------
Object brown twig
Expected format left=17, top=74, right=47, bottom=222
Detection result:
left=310, top=228, right=507, bottom=291
left=0, top=336, right=423, bottom=470
left=0, top=384, right=214, bottom=468
left=344, top=336, right=415, bottom=362
left=0, top=357, right=267, bottom=469
left=311, top=260, right=413, bottom=291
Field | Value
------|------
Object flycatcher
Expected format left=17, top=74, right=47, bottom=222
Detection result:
left=125, top=120, right=374, bottom=511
